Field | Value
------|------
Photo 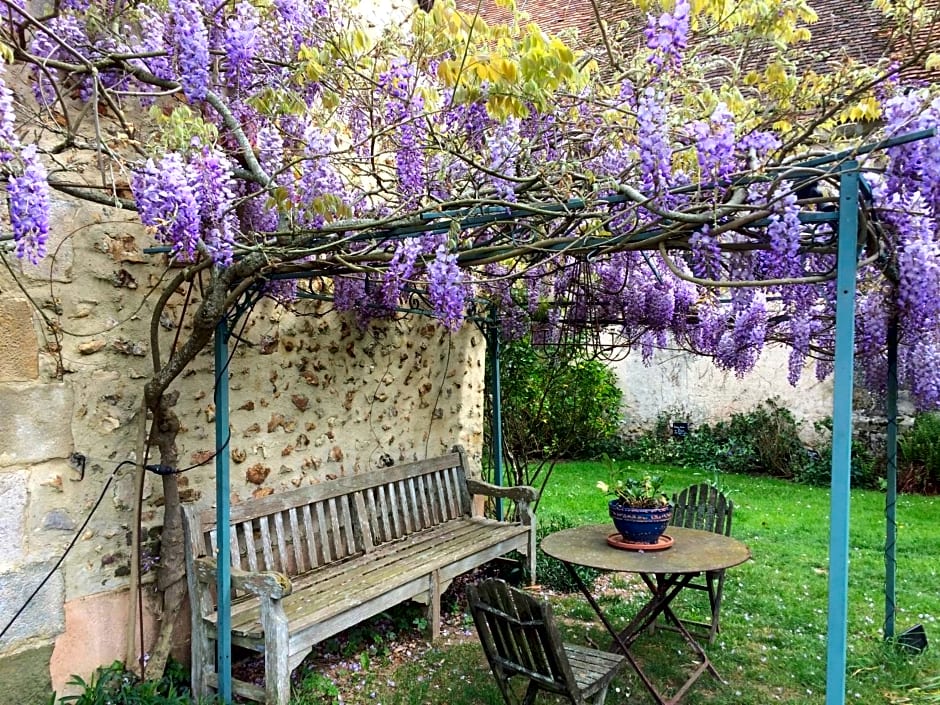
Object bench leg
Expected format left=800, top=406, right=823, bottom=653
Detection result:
left=261, top=597, right=292, bottom=705
left=190, top=620, right=214, bottom=700
left=428, top=570, right=442, bottom=641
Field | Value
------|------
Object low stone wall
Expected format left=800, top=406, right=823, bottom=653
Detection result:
left=611, top=344, right=835, bottom=441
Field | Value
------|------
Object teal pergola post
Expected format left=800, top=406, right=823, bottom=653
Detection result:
left=884, top=315, right=899, bottom=640
left=487, top=321, right=505, bottom=519
left=825, top=161, right=859, bottom=705
left=215, top=318, right=233, bottom=703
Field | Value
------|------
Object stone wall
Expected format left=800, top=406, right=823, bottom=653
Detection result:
left=0, top=194, right=486, bottom=700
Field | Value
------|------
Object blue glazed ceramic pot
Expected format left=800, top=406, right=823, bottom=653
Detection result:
left=608, top=500, right=673, bottom=544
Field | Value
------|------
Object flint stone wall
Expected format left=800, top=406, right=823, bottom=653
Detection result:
left=0, top=192, right=486, bottom=697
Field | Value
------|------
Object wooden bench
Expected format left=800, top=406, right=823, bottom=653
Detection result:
left=181, top=449, right=537, bottom=705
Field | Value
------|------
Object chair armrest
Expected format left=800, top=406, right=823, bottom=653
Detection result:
left=193, top=557, right=293, bottom=599
left=466, top=479, right=539, bottom=503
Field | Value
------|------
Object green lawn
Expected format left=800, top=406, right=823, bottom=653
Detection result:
left=294, top=461, right=940, bottom=705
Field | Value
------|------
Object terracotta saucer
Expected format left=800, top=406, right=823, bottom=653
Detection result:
left=606, top=532, right=675, bottom=552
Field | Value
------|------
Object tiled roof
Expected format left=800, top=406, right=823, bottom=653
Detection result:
left=453, top=0, right=939, bottom=81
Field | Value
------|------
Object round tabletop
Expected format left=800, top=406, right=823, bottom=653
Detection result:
left=541, top=524, right=751, bottom=575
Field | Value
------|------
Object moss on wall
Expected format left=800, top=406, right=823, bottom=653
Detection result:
left=0, top=644, right=54, bottom=705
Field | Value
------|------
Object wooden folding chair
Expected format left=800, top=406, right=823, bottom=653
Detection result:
left=468, top=579, right=626, bottom=705
left=657, top=482, right=734, bottom=644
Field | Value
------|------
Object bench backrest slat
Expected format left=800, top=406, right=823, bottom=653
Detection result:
left=287, top=508, right=304, bottom=573
left=183, top=452, right=473, bottom=582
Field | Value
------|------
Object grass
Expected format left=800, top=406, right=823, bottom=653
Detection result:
left=292, top=460, right=940, bottom=704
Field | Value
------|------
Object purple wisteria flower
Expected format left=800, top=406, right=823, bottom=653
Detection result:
left=689, top=225, right=721, bottom=280
left=224, top=2, right=260, bottom=89
left=380, top=238, right=424, bottom=312
left=637, top=87, right=672, bottom=196
left=427, top=244, right=465, bottom=330
left=716, top=294, right=767, bottom=376
left=130, top=7, right=173, bottom=88
left=854, top=289, right=889, bottom=395
left=170, top=0, right=210, bottom=102
left=192, top=146, right=239, bottom=266
left=131, top=153, right=201, bottom=261
left=28, top=16, right=88, bottom=107
left=298, top=124, right=346, bottom=227
left=763, top=191, right=802, bottom=280
left=379, top=59, right=426, bottom=209
left=9, top=145, right=50, bottom=265
left=687, top=102, right=736, bottom=183
left=645, top=0, right=690, bottom=69
left=0, top=64, right=19, bottom=161
left=489, top=118, right=520, bottom=201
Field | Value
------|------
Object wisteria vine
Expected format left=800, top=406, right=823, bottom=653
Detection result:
left=1, top=0, right=939, bottom=407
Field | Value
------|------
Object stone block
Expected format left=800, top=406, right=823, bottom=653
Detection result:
left=0, top=299, right=38, bottom=382
left=0, top=383, right=74, bottom=466
left=0, top=643, right=54, bottom=705
left=0, top=471, right=27, bottom=569
left=0, top=559, right=65, bottom=646
left=51, top=589, right=163, bottom=698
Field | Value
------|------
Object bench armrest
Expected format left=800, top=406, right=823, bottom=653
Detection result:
left=466, top=479, right=538, bottom=503
left=193, top=557, right=293, bottom=599
left=466, top=479, right=538, bottom=527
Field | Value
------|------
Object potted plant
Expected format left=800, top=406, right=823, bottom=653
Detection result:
left=597, top=461, right=673, bottom=544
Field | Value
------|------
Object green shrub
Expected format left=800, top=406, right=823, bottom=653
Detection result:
left=495, top=337, right=623, bottom=462
left=294, top=672, right=341, bottom=705
left=794, top=418, right=880, bottom=489
left=622, top=400, right=808, bottom=476
left=898, top=412, right=940, bottom=491
left=533, top=512, right=602, bottom=592
left=56, top=660, right=193, bottom=705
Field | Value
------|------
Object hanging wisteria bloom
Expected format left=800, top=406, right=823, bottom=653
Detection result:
left=170, top=0, right=210, bottom=101
left=224, top=2, right=260, bottom=89
left=645, top=0, right=690, bottom=70
left=687, top=103, right=737, bottom=184
left=636, top=88, right=671, bottom=198
left=8, top=145, right=50, bottom=264
left=192, top=147, right=239, bottom=266
left=131, top=153, right=201, bottom=261
left=379, top=58, right=426, bottom=209
left=489, top=118, right=521, bottom=202
left=0, top=63, right=18, bottom=161
left=427, top=244, right=466, bottom=330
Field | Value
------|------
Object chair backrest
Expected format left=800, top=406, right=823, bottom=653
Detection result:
left=670, top=482, right=733, bottom=536
left=468, top=579, right=578, bottom=699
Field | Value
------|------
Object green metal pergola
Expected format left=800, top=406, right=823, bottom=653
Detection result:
left=206, top=128, right=936, bottom=705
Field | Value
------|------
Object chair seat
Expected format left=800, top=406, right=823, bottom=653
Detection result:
left=564, top=644, right=626, bottom=696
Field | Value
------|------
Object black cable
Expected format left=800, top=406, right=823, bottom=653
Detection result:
left=0, top=459, right=137, bottom=644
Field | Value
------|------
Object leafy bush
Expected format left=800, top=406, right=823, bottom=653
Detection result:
left=56, top=660, right=193, bottom=705
left=533, top=512, right=602, bottom=593
left=793, top=418, right=880, bottom=489
left=495, top=337, right=623, bottom=461
left=898, top=412, right=940, bottom=492
left=623, top=399, right=834, bottom=482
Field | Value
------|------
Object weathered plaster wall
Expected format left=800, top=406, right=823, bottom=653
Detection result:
left=612, top=344, right=835, bottom=439
left=0, top=193, right=485, bottom=699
